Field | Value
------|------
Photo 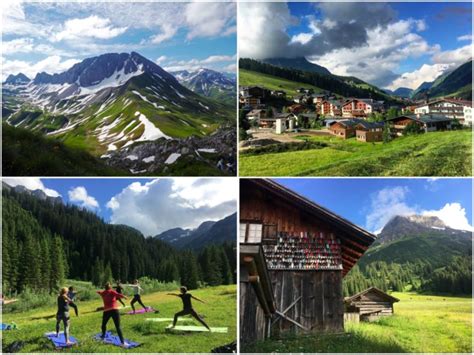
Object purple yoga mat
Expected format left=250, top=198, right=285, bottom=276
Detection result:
left=126, top=307, right=155, bottom=315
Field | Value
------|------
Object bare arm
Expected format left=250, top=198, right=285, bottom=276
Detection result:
left=167, top=293, right=180, bottom=297
left=191, top=295, right=206, bottom=304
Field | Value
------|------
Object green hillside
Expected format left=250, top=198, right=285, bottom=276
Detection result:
left=2, top=124, right=127, bottom=176
left=239, top=130, right=472, bottom=177
left=239, top=69, right=327, bottom=99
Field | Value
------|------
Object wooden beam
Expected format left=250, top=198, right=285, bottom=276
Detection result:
left=272, top=296, right=302, bottom=325
left=274, top=310, right=310, bottom=331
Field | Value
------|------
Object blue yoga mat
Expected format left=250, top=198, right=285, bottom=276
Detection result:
left=45, top=332, right=78, bottom=348
left=93, top=331, right=140, bottom=349
left=1, top=323, right=16, bottom=330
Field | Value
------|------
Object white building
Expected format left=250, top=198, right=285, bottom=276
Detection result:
left=414, top=99, right=473, bottom=125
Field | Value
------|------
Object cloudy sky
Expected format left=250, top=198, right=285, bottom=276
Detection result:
left=239, top=1, right=472, bottom=90
left=1, top=1, right=236, bottom=81
left=3, top=178, right=237, bottom=237
left=276, top=178, right=473, bottom=234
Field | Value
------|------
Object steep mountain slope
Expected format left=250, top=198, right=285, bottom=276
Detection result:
left=411, top=60, right=472, bottom=100
left=3, top=52, right=233, bottom=155
left=155, top=212, right=236, bottom=250
left=3, top=73, right=30, bottom=85
left=262, top=57, right=331, bottom=75
left=358, top=215, right=472, bottom=268
left=172, top=68, right=236, bottom=105
left=239, top=58, right=401, bottom=104
left=386, top=87, right=413, bottom=98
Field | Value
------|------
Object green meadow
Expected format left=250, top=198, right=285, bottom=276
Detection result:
left=242, top=292, right=472, bottom=353
left=239, top=130, right=472, bottom=176
left=1, top=284, right=236, bottom=353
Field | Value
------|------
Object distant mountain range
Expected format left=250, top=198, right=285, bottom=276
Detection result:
left=2, top=182, right=62, bottom=205
left=2, top=52, right=236, bottom=176
left=384, top=87, right=413, bottom=98
left=172, top=68, right=236, bottom=105
left=155, top=212, right=236, bottom=250
left=359, top=214, right=471, bottom=268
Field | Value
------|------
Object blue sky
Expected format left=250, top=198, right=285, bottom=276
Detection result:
left=2, top=2, right=236, bottom=81
left=239, top=1, right=472, bottom=90
left=275, top=178, right=473, bottom=233
left=3, top=178, right=237, bottom=237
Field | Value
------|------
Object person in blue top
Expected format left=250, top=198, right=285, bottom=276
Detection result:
left=67, top=286, right=79, bottom=317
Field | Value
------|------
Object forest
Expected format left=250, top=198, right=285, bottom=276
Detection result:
left=239, top=58, right=399, bottom=104
left=2, top=187, right=236, bottom=296
left=343, top=256, right=472, bottom=297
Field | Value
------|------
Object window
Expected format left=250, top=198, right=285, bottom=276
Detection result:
left=240, top=222, right=263, bottom=243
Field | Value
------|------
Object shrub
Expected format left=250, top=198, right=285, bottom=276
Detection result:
left=403, top=122, right=423, bottom=136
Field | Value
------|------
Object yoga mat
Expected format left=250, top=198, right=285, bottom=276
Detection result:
left=93, top=331, right=140, bottom=349
left=166, top=325, right=228, bottom=333
left=145, top=318, right=188, bottom=322
left=126, top=307, right=155, bottom=315
left=45, top=332, right=78, bottom=348
left=1, top=323, right=17, bottom=330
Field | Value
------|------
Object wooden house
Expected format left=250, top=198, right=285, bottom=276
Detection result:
left=344, top=287, right=399, bottom=322
left=387, top=114, right=453, bottom=136
left=329, top=119, right=359, bottom=139
left=414, top=98, right=472, bottom=125
left=240, top=179, right=376, bottom=344
left=246, top=109, right=266, bottom=122
left=355, top=121, right=384, bottom=142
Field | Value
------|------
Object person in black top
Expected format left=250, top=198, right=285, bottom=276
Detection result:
left=167, top=286, right=210, bottom=331
left=56, top=287, right=73, bottom=345
left=114, top=281, right=126, bottom=307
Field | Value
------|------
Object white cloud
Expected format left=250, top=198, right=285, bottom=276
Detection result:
left=185, top=2, right=236, bottom=40
left=366, top=186, right=418, bottom=234
left=163, top=54, right=236, bottom=72
left=290, top=33, right=313, bottom=45
left=457, top=34, right=472, bottom=42
left=422, top=203, right=473, bottom=231
left=149, top=24, right=177, bottom=44
left=53, top=15, right=128, bottom=42
left=155, top=55, right=168, bottom=65
left=1, top=55, right=80, bottom=81
left=2, top=38, right=35, bottom=54
left=3, top=178, right=60, bottom=197
left=68, top=186, right=99, bottom=210
left=106, top=178, right=237, bottom=236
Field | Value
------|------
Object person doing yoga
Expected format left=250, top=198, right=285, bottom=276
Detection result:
left=168, top=286, right=211, bottom=331
left=56, top=287, right=73, bottom=345
left=67, top=286, right=79, bottom=316
left=97, top=282, right=128, bottom=348
left=125, top=280, right=148, bottom=313
left=114, top=281, right=126, bottom=307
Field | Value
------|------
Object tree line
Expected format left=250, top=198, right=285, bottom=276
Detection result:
left=343, top=256, right=472, bottom=297
left=2, top=188, right=236, bottom=295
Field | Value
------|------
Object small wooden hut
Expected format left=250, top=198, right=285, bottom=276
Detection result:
left=344, top=287, right=400, bottom=322
left=240, top=179, right=376, bottom=344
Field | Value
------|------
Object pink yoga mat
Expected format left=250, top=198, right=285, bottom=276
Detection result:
left=126, top=307, right=155, bottom=315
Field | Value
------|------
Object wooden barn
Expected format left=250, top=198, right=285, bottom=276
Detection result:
left=240, top=179, right=376, bottom=344
left=344, top=287, right=400, bottom=322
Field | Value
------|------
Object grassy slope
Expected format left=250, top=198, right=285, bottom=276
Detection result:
left=239, top=130, right=472, bottom=176
left=239, top=69, right=329, bottom=99
left=2, top=124, right=127, bottom=176
left=1, top=285, right=236, bottom=353
left=242, top=292, right=472, bottom=353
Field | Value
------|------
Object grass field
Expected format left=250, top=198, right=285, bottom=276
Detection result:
left=242, top=292, right=472, bottom=353
left=1, top=285, right=236, bottom=353
left=240, top=69, right=328, bottom=99
left=239, top=130, right=472, bottom=176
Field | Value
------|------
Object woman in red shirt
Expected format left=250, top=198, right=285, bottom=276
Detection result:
left=97, top=282, right=128, bottom=347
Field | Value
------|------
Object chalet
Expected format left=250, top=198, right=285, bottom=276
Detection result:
left=414, top=99, right=472, bottom=125
left=355, top=121, right=384, bottom=142
left=274, top=113, right=297, bottom=133
left=246, top=109, right=266, bottom=122
left=240, top=86, right=271, bottom=108
left=320, top=100, right=343, bottom=117
left=240, top=179, right=376, bottom=344
left=288, top=104, right=305, bottom=114
left=344, top=287, right=399, bottom=323
left=342, top=99, right=384, bottom=117
left=329, top=119, right=359, bottom=139
left=387, top=114, right=454, bottom=136
left=313, top=94, right=327, bottom=105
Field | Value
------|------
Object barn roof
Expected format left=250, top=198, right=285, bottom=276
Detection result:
left=244, top=179, right=377, bottom=276
left=387, top=114, right=453, bottom=124
left=345, top=286, right=400, bottom=303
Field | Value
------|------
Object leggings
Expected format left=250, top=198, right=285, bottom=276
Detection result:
left=101, top=309, right=124, bottom=344
left=118, top=298, right=126, bottom=307
left=56, top=312, right=70, bottom=340
left=131, top=294, right=146, bottom=312
left=173, top=308, right=210, bottom=329
left=69, top=302, right=78, bottom=316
